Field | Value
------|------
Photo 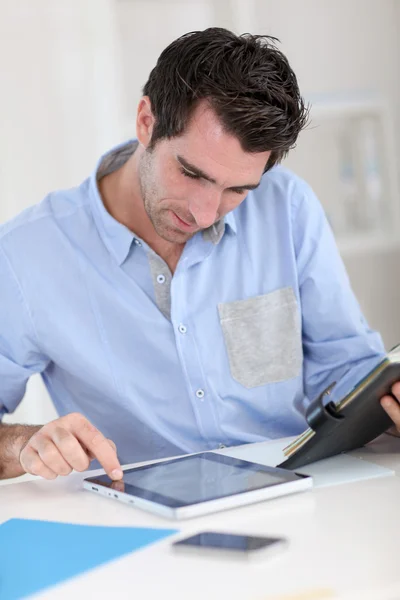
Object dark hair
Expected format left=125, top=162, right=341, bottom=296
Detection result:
left=143, top=27, right=308, bottom=170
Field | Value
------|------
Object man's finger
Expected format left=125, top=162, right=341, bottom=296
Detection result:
left=381, top=395, right=400, bottom=430
left=391, top=382, right=400, bottom=402
left=86, top=439, right=117, bottom=462
left=107, top=439, right=117, bottom=453
left=386, top=424, right=400, bottom=437
left=20, top=445, right=58, bottom=480
left=51, top=427, right=91, bottom=473
left=75, top=421, right=123, bottom=479
left=30, top=435, right=73, bottom=476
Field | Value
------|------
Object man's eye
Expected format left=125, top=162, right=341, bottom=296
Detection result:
left=180, top=168, right=200, bottom=180
left=232, top=188, right=246, bottom=195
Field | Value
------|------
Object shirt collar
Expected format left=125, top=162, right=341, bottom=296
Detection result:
left=202, top=211, right=237, bottom=244
left=89, top=140, right=237, bottom=266
left=89, top=141, right=136, bottom=266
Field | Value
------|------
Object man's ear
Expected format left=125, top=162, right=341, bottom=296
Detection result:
left=136, top=96, right=155, bottom=148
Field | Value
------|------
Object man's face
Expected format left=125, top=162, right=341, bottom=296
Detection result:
left=138, top=101, right=271, bottom=244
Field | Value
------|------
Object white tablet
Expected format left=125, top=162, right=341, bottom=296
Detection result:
left=83, top=452, right=312, bottom=519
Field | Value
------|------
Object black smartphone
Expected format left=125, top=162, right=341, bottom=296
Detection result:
left=171, top=531, right=288, bottom=561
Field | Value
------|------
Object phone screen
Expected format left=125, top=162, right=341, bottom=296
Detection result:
left=173, top=531, right=286, bottom=553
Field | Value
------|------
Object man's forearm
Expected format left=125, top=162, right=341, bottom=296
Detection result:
left=0, top=423, right=42, bottom=479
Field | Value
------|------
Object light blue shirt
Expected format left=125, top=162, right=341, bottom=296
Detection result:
left=0, top=141, right=385, bottom=466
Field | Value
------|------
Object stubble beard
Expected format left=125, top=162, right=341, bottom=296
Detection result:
left=138, top=152, right=195, bottom=244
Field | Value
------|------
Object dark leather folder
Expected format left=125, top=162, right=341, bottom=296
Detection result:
left=278, top=344, right=400, bottom=470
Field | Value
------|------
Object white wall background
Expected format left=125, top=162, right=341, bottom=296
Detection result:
left=0, top=0, right=126, bottom=424
left=1, top=0, right=400, bottom=426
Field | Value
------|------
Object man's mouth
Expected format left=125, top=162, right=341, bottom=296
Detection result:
left=170, top=211, right=198, bottom=233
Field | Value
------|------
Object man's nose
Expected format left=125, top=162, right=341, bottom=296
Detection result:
left=188, top=190, right=221, bottom=229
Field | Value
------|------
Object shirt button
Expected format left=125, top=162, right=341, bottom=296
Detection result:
left=157, top=274, right=166, bottom=284
left=134, top=239, right=142, bottom=247
left=178, top=324, right=187, bottom=334
left=196, top=389, right=205, bottom=399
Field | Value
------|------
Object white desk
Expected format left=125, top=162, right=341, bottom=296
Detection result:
left=2, top=435, right=400, bottom=600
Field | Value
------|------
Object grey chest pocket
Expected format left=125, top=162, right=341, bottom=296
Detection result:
left=218, top=287, right=302, bottom=388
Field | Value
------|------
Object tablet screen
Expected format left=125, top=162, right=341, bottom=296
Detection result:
left=86, top=452, right=305, bottom=508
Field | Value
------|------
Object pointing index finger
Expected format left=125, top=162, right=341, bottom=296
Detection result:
left=76, top=421, right=123, bottom=479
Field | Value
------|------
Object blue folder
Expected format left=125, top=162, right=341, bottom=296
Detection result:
left=0, top=518, right=177, bottom=600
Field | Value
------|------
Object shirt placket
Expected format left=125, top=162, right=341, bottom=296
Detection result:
left=169, top=244, right=226, bottom=448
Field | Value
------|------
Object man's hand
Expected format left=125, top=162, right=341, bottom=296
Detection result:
left=19, top=413, right=123, bottom=481
left=381, top=382, right=400, bottom=433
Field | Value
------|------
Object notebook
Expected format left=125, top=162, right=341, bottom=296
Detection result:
left=277, top=344, right=400, bottom=470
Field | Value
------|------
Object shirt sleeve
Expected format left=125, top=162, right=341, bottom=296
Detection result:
left=0, top=243, right=50, bottom=416
left=292, top=181, right=387, bottom=406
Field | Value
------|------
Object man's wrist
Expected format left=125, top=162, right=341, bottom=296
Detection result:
left=0, top=423, right=42, bottom=479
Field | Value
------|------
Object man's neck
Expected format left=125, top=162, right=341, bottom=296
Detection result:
left=98, top=153, right=185, bottom=273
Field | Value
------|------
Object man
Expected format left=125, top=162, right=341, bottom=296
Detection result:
left=1, top=27, right=399, bottom=482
